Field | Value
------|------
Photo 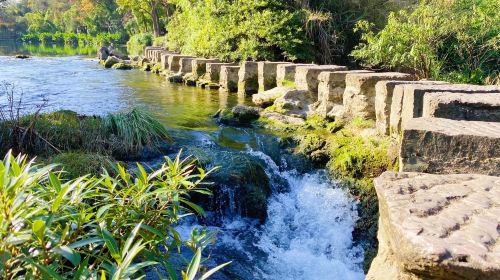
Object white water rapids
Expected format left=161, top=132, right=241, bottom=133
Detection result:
left=178, top=149, right=365, bottom=280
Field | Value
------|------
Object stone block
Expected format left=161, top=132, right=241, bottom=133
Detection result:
left=423, top=92, right=500, bottom=121
left=179, top=57, right=195, bottom=74
left=192, top=58, right=220, bottom=78
left=168, top=55, right=194, bottom=73
left=258, top=61, right=291, bottom=92
left=276, top=64, right=314, bottom=87
left=252, top=87, right=294, bottom=108
left=375, top=80, right=448, bottom=135
left=273, top=89, right=311, bottom=118
left=400, top=84, right=499, bottom=129
left=204, top=63, right=237, bottom=83
left=399, top=117, right=500, bottom=176
left=295, top=65, right=347, bottom=96
left=143, top=46, right=163, bottom=60
left=343, top=72, right=413, bottom=120
left=315, top=70, right=372, bottom=118
left=238, top=61, right=259, bottom=96
left=219, top=65, right=240, bottom=92
left=367, top=171, right=500, bottom=280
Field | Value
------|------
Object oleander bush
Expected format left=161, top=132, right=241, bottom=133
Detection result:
left=0, top=150, right=228, bottom=279
left=352, top=0, right=500, bottom=84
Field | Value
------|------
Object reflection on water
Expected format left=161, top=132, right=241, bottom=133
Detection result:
left=0, top=40, right=127, bottom=57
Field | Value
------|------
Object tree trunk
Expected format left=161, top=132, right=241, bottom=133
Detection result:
left=151, top=4, right=160, bottom=37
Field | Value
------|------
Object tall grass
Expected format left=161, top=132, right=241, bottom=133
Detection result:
left=0, top=150, right=228, bottom=279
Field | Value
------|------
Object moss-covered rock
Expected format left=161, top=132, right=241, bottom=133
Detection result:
left=103, top=56, right=120, bottom=68
left=111, top=63, right=133, bottom=70
left=214, top=105, right=261, bottom=126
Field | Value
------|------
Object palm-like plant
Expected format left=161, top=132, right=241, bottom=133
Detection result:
left=0, top=151, right=229, bottom=279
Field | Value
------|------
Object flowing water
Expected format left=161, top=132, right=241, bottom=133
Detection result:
left=0, top=46, right=365, bottom=279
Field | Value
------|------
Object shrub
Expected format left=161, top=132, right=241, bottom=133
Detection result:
left=38, top=32, right=53, bottom=44
left=126, top=33, right=153, bottom=55
left=63, top=32, right=78, bottom=46
left=21, top=33, right=40, bottom=44
left=352, top=0, right=500, bottom=84
left=52, top=31, right=65, bottom=44
left=0, top=150, right=228, bottom=279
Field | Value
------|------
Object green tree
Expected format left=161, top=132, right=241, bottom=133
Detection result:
left=117, top=0, right=168, bottom=36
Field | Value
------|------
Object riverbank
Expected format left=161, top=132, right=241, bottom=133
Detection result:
left=104, top=45, right=500, bottom=278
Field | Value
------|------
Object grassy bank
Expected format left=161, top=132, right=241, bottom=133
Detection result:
left=258, top=114, right=397, bottom=271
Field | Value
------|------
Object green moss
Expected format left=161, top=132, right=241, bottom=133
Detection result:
left=49, top=152, right=116, bottom=178
left=281, top=79, right=296, bottom=88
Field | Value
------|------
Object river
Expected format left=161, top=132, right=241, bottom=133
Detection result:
left=0, top=46, right=365, bottom=279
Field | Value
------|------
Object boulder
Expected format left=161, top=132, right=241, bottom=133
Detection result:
left=400, top=117, right=500, bottom=176
left=273, top=89, right=311, bottom=118
left=214, top=105, right=261, bottom=126
left=192, top=58, right=220, bottom=78
left=294, top=65, right=347, bottom=96
left=276, top=63, right=315, bottom=87
left=97, top=46, right=110, bottom=61
left=252, top=87, right=294, bottom=108
left=343, top=72, right=413, bottom=120
left=400, top=84, right=499, bottom=129
left=219, top=65, right=240, bottom=92
left=257, top=61, right=291, bottom=92
left=367, top=171, right=500, bottom=280
left=375, top=80, right=448, bottom=135
left=204, top=63, right=236, bottom=83
left=168, top=55, right=194, bottom=73
left=111, top=63, right=132, bottom=70
left=422, top=92, right=500, bottom=121
left=260, top=111, right=306, bottom=126
left=238, top=61, right=259, bottom=96
left=315, top=70, right=372, bottom=118
left=14, top=54, right=30, bottom=59
left=103, top=56, right=121, bottom=68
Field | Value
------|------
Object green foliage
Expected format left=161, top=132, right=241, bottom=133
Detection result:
left=167, top=0, right=310, bottom=61
left=49, top=152, right=116, bottom=178
left=102, top=108, right=171, bottom=155
left=352, top=0, right=500, bottom=84
left=126, top=33, right=153, bottom=55
left=1, top=109, right=171, bottom=159
left=0, top=150, right=229, bottom=279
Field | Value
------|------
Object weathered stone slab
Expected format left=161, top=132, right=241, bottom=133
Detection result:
left=422, top=92, right=500, bottom=121
left=295, top=65, right=347, bottom=96
left=160, top=53, right=170, bottom=70
left=273, top=89, right=311, bottom=118
left=343, top=72, right=413, bottom=120
left=179, top=57, right=195, bottom=74
left=168, top=55, right=194, bottom=73
left=315, top=70, right=372, bottom=118
left=219, top=65, right=240, bottom=92
left=257, top=62, right=291, bottom=92
left=367, top=171, right=500, bottom=280
left=238, top=61, right=259, bottom=96
left=400, top=84, right=499, bottom=128
left=192, top=58, right=220, bottom=78
left=276, top=64, right=314, bottom=87
left=400, top=117, right=500, bottom=176
left=252, top=87, right=295, bottom=108
left=143, top=46, right=163, bottom=60
left=204, top=63, right=237, bottom=83
left=376, top=80, right=448, bottom=135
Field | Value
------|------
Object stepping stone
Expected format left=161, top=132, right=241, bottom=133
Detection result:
left=179, top=57, right=195, bottom=74
left=400, top=84, right=499, bottom=129
left=343, top=72, right=413, bottom=120
left=315, top=70, right=371, bottom=118
left=205, top=63, right=237, bottom=83
left=168, top=55, right=195, bottom=72
left=276, top=64, right=315, bottom=87
left=257, top=61, right=291, bottom=92
left=220, top=65, right=240, bottom=93
left=252, top=87, right=295, bottom=108
left=238, top=61, right=259, bottom=96
left=400, top=117, right=500, bottom=176
left=375, top=80, right=448, bottom=135
left=422, top=92, right=500, bottom=122
left=192, top=58, right=220, bottom=78
left=294, top=65, right=347, bottom=96
left=368, top=171, right=500, bottom=280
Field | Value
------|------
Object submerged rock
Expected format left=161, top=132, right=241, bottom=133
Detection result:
left=252, top=87, right=292, bottom=108
left=111, top=63, right=133, bottom=70
left=214, top=105, right=261, bottom=126
left=14, top=54, right=30, bottom=59
left=103, top=56, right=121, bottom=68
